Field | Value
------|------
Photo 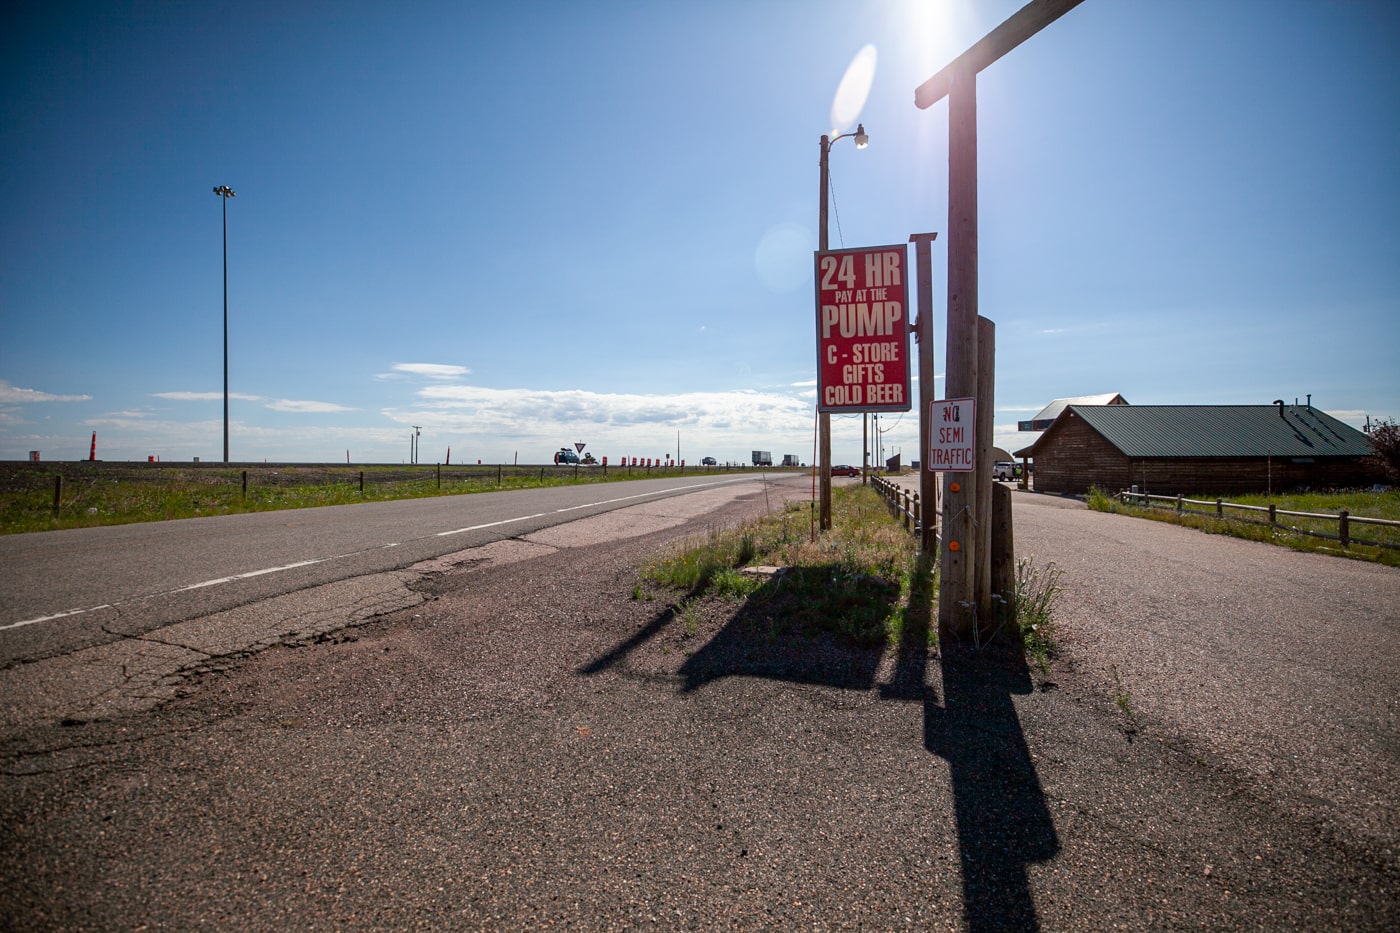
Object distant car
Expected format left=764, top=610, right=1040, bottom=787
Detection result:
left=554, top=448, right=580, bottom=465
left=830, top=464, right=860, bottom=477
left=993, top=461, right=1018, bottom=481
left=701, top=456, right=717, bottom=466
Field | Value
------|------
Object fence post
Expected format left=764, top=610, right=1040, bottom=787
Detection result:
left=437, top=463, right=441, bottom=490
left=53, top=474, right=62, bottom=515
left=359, top=471, right=364, bottom=495
left=1216, top=498, right=1223, bottom=518
left=1176, top=494, right=1183, bottom=514
left=498, top=464, right=503, bottom=485
left=913, top=493, right=922, bottom=534
left=1268, top=502, right=1276, bottom=525
left=1339, top=509, right=1350, bottom=547
left=903, top=489, right=912, bottom=531
left=242, top=470, right=248, bottom=499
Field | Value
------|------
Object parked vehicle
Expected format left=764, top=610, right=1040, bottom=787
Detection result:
left=782, top=454, right=800, bottom=467
left=993, top=461, right=1019, bottom=481
left=701, top=456, right=717, bottom=466
left=751, top=450, right=773, bottom=467
left=830, top=464, right=860, bottom=477
left=555, top=448, right=580, bottom=465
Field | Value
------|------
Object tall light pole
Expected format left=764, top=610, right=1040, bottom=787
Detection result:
left=212, top=185, right=236, bottom=463
left=817, top=123, right=868, bottom=530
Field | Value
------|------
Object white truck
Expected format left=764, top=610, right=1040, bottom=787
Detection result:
left=751, top=450, right=773, bottom=467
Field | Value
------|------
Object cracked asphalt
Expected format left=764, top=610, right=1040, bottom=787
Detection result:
left=1, top=479, right=1397, bottom=930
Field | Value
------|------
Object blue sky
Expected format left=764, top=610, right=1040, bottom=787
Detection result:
left=3, top=0, right=1397, bottom=466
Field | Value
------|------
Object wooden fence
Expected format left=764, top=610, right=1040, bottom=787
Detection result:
left=1116, top=491, right=1400, bottom=551
left=870, top=476, right=937, bottom=541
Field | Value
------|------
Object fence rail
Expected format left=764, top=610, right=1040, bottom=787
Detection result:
left=1116, top=490, right=1400, bottom=551
left=870, top=476, right=939, bottom=542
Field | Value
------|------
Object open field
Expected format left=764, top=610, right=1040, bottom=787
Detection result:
left=0, top=460, right=793, bottom=536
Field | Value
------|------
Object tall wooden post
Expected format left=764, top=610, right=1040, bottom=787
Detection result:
left=911, top=232, right=939, bottom=555
left=975, top=315, right=996, bottom=622
left=915, top=0, right=1086, bottom=639
left=938, top=64, right=980, bottom=639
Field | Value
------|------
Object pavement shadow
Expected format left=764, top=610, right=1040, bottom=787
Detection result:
left=578, top=565, right=894, bottom=692
left=891, top=564, right=1059, bottom=932
left=580, top=558, right=1058, bottom=930
left=674, top=565, right=894, bottom=693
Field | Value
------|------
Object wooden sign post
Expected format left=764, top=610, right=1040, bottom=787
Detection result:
left=914, top=0, right=1085, bottom=639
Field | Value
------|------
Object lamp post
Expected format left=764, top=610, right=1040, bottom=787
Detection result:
left=817, top=123, right=867, bottom=530
left=212, top=185, right=236, bottom=463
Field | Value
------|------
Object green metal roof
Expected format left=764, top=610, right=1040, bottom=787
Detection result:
left=1061, top=405, right=1375, bottom=458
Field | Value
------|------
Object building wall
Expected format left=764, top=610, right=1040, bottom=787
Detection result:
left=1127, top=457, right=1381, bottom=496
left=1033, top=415, right=1382, bottom=496
left=1032, top=417, right=1131, bottom=495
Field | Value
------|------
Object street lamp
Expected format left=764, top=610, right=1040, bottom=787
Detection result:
left=212, top=185, right=236, bottom=463
left=817, top=123, right=867, bottom=530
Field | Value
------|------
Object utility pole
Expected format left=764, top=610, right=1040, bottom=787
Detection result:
left=915, top=0, right=1085, bottom=638
left=817, top=124, right=868, bottom=530
left=910, top=232, right=939, bottom=554
left=212, top=185, right=236, bottom=463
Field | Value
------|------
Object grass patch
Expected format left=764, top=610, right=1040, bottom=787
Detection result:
left=1087, top=485, right=1400, bottom=567
left=0, top=461, right=757, bottom=535
left=642, top=485, right=1065, bottom=664
left=641, top=485, right=919, bottom=648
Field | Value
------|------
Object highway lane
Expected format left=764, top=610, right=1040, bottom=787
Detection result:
left=0, top=473, right=782, bottom=666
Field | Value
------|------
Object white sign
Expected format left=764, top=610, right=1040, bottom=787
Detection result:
left=574, top=442, right=587, bottom=453
left=928, top=398, right=975, bottom=472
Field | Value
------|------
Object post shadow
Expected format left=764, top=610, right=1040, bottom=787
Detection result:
left=579, top=557, right=1057, bottom=931
left=898, top=560, right=1058, bottom=932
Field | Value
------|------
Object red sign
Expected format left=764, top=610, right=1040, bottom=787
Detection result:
left=814, top=245, right=911, bottom=413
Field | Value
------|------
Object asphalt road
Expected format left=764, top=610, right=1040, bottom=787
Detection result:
left=1008, top=488, right=1400, bottom=861
left=0, top=473, right=773, bottom=666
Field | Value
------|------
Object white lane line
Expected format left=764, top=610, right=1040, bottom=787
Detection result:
left=437, top=477, right=750, bottom=533
left=5, top=476, right=762, bottom=631
left=3, top=543, right=404, bottom=631
left=171, top=559, right=329, bottom=592
left=0, top=605, right=114, bottom=632
left=436, top=512, right=549, bottom=537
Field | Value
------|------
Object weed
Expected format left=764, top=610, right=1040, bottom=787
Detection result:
left=709, top=568, right=764, bottom=600
left=1013, top=560, right=1062, bottom=675
left=676, top=598, right=699, bottom=638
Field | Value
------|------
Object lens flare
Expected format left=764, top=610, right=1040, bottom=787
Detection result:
left=830, top=44, right=877, bottom=136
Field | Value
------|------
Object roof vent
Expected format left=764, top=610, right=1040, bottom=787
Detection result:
left=1274, top=399, right=1285, bottom=419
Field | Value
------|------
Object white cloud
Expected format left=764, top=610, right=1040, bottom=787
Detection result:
left=389, top=384, right=817, bottom=454
left=265, top=399, right=356, bottom=413
left=0, top=380, right=91, bottom=403
left=391, top=363, right=470, bottom=380
left=154, top=391, right=262, bottom=402
left=153, top=391, right=350, bottom=413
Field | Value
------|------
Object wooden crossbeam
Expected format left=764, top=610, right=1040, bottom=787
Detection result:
left=914, top=0, right=1085, bottom=109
